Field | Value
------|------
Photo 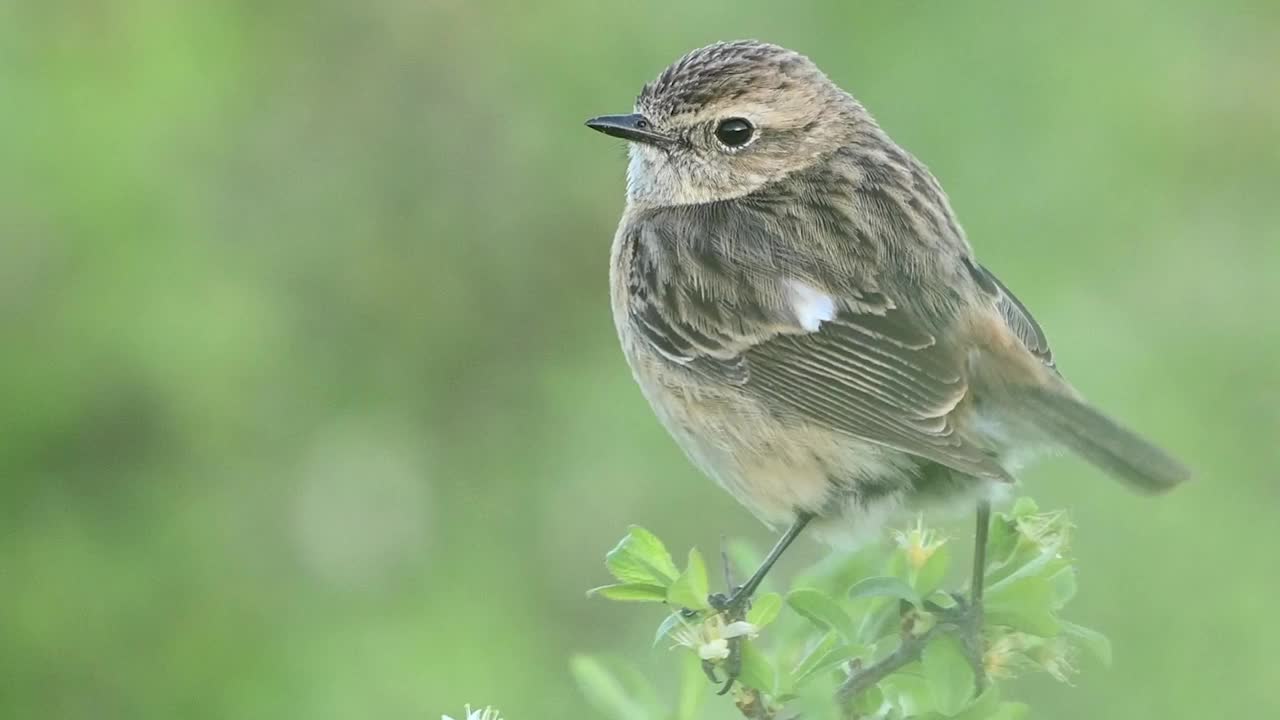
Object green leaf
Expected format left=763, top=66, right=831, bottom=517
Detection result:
left=789, top=642, right=865, bottom=690
left=587, top=583, right=669, bottom=603
left=921, top=634, right=976, bottom=716
left=667, top=548, right=710, bottom=609
left=848, top=575, right=922, bottom=606
left=856, top=596, right=904, bottom=644
left=913, top=542, right=951, bottom=597
left=986, top=575, right=1062, bottom=636
left=947, top=685, right=1002, bottom=720
left=569, top=655, right=650, bottom=720
left=1062, top=621, right=1113, bottom=667
left=990, top=701, right=1031, bottom=720
left=984, top=515, right=1019, bottom=568
left=790, top=673, right=845, bottom=720
left=789, top=631, right=841, bottom=687
left=787, top=588, right=856, bottom=640
left=747, top=592, right=783, bottom=628
left=986, top=498, right=1049, bottom=583
left=675, top=652, right=704, bottom=720
left=1010, top=497, right=1040, bottom=517
left=987, top=538, right=1069, bottom=593
left=985, top=539, right=1037, bottom=586
left=737, top=639, right=777, bottom=693
left=794, top=546, right=882, bottom=597
left=925, top=591, right=958, bottom=610
left=849, top=683, right=884, bottom=717
left=652, top=612, right=686, bottom=647
left=1048, top=566, right=1077, bottom=609
left=888, top=550, right=910, bottom=585
left=605, top=526, right=679, bottom=587
left=880, top=669, right=931, bottom=717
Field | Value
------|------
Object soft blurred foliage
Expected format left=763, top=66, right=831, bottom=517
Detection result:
left=1, top=1, right=1277, bottom=718
left=580, top=503, right=1098, bottom=720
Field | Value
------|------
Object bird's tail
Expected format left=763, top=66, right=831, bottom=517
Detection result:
left=1004, top=384, right=1190, bottom=493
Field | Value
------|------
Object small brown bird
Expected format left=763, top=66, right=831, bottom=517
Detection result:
left=586, top=40, right=1187, bottom=669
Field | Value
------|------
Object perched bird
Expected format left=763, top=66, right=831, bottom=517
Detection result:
left=585, top=40, right=1188, bottom=668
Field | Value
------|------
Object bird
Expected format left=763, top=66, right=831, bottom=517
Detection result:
left=585, top=39, right=1188, bottom=686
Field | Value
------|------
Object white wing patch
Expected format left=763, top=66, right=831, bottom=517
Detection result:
left=785, top=280, right=836, bottom=332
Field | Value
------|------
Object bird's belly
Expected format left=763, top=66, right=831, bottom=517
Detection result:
left=630, top=357, right=922, bottom=532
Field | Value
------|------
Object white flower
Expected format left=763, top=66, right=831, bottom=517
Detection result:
left=699, top=637, right=730, bottom=661
left=443, top=704, right=503, bottom=720
left=669, top=613, right=759, bottom=664
left=722, top=621, right=758, bottom=639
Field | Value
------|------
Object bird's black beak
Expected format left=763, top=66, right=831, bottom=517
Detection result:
left=584, top=113, right=670, bottom=146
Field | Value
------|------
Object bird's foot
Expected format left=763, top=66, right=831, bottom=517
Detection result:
left=702, top=585, right=753, bottom=695
left=708, top=585, right=750, bottom=615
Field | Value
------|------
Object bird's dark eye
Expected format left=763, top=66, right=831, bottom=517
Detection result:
left=635, top=118, right=650, bottom=129
left=714, top=118, right=754, bottom=148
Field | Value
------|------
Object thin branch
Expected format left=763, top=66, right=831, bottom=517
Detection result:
left=836, top=623, right=945, bottom=703
left=735, top=687, right=776, bottom=719
left=839, top=506, right=992, bottom=707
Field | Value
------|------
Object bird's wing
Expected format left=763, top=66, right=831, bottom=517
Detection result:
left=621, top=202, right=1013, bottom=481
left=966, top=260, right=1056, bottom=369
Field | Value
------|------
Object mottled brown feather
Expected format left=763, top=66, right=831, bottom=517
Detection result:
left=619, top=165, right=1016, bottom=481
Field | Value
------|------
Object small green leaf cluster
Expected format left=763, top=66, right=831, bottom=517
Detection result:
left=576, top=500, right=1111, bottom=719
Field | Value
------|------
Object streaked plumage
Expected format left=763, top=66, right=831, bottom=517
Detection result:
left=593, top=41, right=1188, bottom=543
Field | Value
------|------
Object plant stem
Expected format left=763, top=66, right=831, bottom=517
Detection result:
left=835, top=623, right=944, bottom=703
left=735, top=687, right=775, bottom=719
left=838, top=506, right=993, bottom=706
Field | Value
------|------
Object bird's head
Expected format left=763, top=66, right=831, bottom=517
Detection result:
left=586, top=41, right=868, bottom=207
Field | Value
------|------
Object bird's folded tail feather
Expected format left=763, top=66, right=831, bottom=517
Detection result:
left=1004, top=384, right=1191, bottom=493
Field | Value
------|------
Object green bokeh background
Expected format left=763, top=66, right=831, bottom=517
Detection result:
left=3, top=1, right=1278, bottom=718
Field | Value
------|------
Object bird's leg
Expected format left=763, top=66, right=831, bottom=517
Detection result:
left=964, top=501, right=991, bottom=689
left=707, top=513, right=813, bottom=695
left=710, top=513, right=813, bottom=615
left=715, top=536, right=740, bottom=692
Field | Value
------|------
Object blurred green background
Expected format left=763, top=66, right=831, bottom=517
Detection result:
left=3, top=0, right=1278, bottom=718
